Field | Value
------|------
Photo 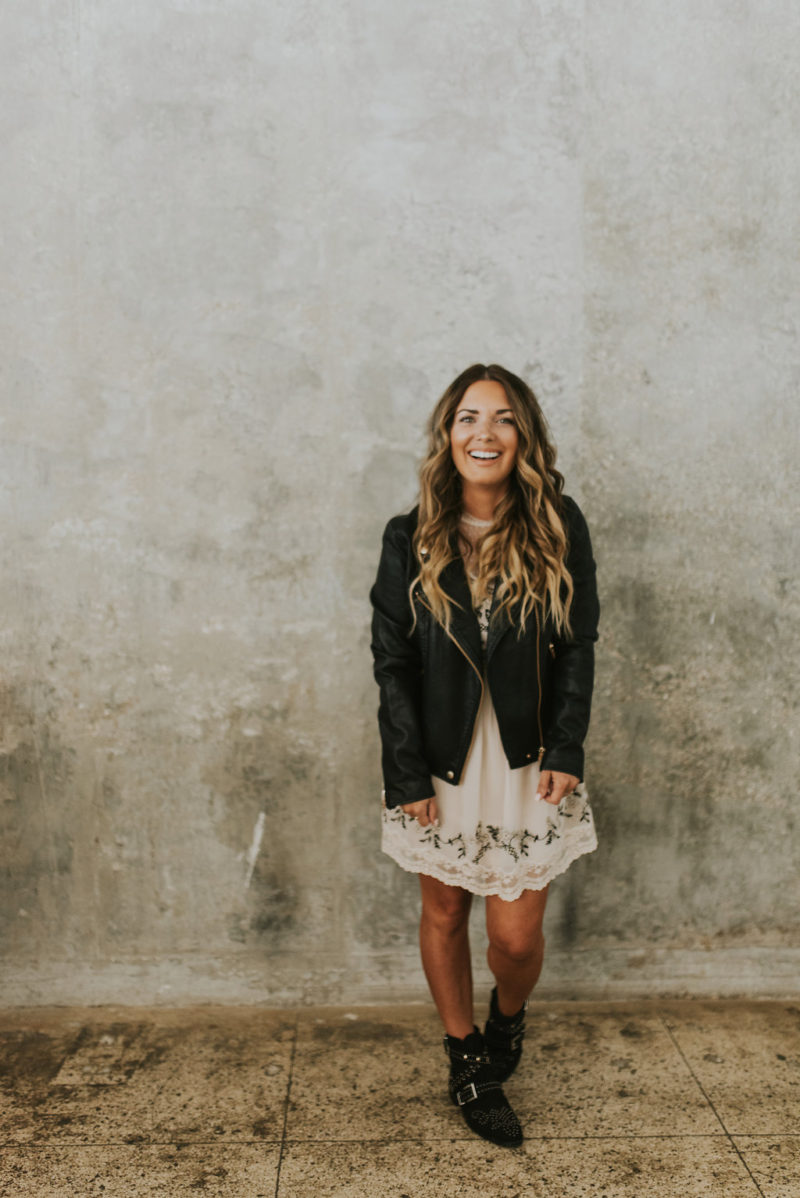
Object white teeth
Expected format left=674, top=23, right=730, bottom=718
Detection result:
left=469, top=451, right=500, bottom=459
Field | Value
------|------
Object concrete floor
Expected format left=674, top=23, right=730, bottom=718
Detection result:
left=0, top=1001, right=797, bottom=1197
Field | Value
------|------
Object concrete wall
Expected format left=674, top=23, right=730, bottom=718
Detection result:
left=1, top=1, right=798, bottom=1005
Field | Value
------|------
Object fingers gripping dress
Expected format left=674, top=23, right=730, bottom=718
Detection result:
left=381, top=512, right=598, bottom=901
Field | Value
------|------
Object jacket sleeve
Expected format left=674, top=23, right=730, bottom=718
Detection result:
left=369, top=521, right=436, bottom=809
left=540, top=497, right=600, bottom=781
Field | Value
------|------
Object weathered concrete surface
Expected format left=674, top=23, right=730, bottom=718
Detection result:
left=578, top=2, right=800, bottom=961
left=0, top=0, right=798, bottom=1005
left=1, top=1002, right=799, bottom=1195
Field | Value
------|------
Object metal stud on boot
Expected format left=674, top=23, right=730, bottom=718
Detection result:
left=443, top=1027, right=523, bottom=1148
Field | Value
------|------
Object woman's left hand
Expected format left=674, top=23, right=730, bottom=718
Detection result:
left=537, top=770, right=579, bottom=805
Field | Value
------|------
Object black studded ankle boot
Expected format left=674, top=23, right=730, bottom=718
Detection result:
left=443, top=1027, right=523, bottom=1148
left=484, top=987, right=527, bottom=1082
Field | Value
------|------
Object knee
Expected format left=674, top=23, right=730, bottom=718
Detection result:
left=422, top=893, right=471, bottom=938
left=489, top=926, right=545, bottom=964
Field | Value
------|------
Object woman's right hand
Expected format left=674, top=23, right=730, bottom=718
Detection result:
left=401, top=796, right=439, bottom=828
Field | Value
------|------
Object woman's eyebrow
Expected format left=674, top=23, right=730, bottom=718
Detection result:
left=456, top=407, right=514, bottom=415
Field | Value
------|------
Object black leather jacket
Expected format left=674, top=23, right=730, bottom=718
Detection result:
left=369, top=496, right=599, bottom=809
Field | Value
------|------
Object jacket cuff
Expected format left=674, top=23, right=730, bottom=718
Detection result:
left=382, top=777, right=436, bottom=810
left=539, top=745, right=584, bottom=782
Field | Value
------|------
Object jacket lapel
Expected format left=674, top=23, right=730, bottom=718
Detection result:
left=439, top=555, right=483, bottom=674
left=485, top=582, right=513, bottom=663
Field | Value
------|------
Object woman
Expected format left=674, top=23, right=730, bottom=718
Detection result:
left=369, top=363, right=599, bottom=1149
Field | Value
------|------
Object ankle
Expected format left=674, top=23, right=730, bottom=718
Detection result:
left=491, top=986, right=527, bottom=1022
left=444, top=1025, right=482, bottom=1051
left=444, top=1020, right=477, bottom=1040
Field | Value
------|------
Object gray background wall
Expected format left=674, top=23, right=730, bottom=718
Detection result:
left=1, top=1, right=798, bottom=1006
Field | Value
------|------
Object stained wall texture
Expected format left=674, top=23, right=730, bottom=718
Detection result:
left=1, top=1, right=798, bottom=1005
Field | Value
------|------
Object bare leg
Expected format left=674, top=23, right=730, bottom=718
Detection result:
left=418, top=873, right=474, bottom=1038
left=485, top=885, right=549, bottom=1015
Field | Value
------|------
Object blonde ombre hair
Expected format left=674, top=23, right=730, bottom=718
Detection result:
left=410, top=363, right=574, bottom=637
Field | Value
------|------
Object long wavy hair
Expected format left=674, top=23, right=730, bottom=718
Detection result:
left=410, top=363, right=574, bottom=637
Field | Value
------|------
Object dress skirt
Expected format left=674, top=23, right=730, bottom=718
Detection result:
left=381, top=681, right=598, bottom=902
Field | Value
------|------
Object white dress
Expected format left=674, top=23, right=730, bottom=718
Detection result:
left=381, top=512, right=598, bottom=901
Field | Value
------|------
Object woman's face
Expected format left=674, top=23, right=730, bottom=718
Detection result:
left=449, top=380, right=519, bottom=491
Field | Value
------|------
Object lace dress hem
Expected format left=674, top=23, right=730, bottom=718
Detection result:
left=381, top=798, right=598, bottom=901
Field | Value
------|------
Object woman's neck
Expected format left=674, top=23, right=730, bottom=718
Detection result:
left=460, top=482, right=508, bottom=523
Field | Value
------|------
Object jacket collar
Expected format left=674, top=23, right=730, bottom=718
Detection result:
left=440, top=543, right=515, bottom=669
left=439, top=554, right=483, bottom=672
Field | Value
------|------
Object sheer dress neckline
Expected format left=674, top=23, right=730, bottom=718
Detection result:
left=460, top=511, right=494, bottom=528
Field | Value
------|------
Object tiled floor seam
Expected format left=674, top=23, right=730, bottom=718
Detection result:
left=273, top=1011, right=299, bottom=1198
left=277, top=1133, right=784, bottom=1144
left=0, top=1140, right=285, bottom=1149
left=660, top=1015, right=768, bottom=1198
left=3, top=1134, right=798, bottom=1150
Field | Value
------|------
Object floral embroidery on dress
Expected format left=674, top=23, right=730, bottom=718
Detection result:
left=381, top=789, right=598, bottom=900
left=385, top=804, right=583, bottom=865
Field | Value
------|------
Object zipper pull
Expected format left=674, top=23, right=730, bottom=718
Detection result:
left=538, top=746, right=545, bottom=763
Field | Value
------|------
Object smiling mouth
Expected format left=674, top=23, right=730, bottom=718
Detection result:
left=468, top=450, right=501, bottom=460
